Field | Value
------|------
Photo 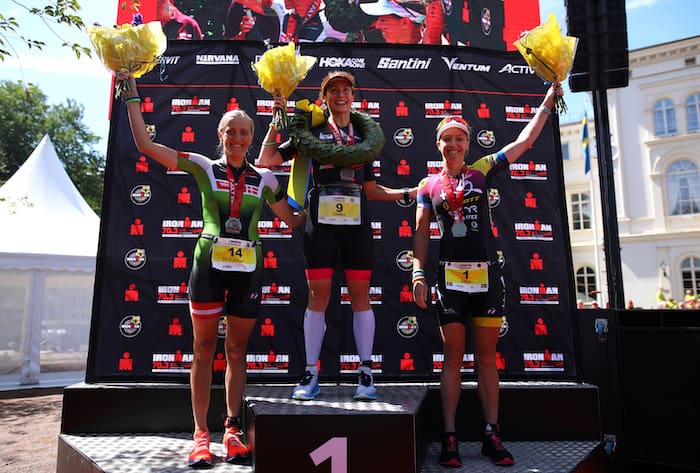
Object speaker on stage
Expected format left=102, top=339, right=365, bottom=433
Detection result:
left=565, top=0, right=629, bottom=91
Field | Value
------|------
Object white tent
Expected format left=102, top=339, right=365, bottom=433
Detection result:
left=0, top=135, right=99, bottom=384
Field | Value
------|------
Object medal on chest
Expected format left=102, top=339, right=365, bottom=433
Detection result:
left=226, top=165, right=248, bottom=235
left=441, top=167, right=469, bottom=238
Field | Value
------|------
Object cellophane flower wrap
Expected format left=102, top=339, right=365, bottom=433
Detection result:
left=251, top=42, right=317, bottom=129
left=86, top=21, right=167, bottom=99
left=513, top=14, right=577, bottom=114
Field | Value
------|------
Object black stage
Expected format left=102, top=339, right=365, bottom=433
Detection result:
left=58, top=381, right=605, bottom=473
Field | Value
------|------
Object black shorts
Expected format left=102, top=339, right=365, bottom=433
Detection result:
left=303, top=187, right=373, bottom=272
left=188, top=238, right=262, bottom=319
left=434, top=260, right=505, bottom=327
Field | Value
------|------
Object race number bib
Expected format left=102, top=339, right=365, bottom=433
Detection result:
left=444, top=261, right=489, bottom=293
left=318, top=186, right=361, bottom=225
left=211, top=237, right=257, bottom=272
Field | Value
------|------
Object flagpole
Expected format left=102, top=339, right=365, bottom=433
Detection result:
left=584, top=98, right=604, bottom=307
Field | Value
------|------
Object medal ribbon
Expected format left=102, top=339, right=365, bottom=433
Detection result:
left=440, top=166, right=467, bottom=225
left=226, top=165, right=248, bottom=219
left=327, top=115, right=355, bottom=146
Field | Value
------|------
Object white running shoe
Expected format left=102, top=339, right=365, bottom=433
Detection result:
left=353, top=366, right=377, bottom=401
left=291, top=370, right=320, bottom=400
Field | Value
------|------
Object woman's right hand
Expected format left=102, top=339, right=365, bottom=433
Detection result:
left=272, top=94, right=286, bottom=113
left=413, top=279, right=428, bottom=309
left=115, top=71, right=138, bottom=98
left=239, top=13, right=255, bottom=34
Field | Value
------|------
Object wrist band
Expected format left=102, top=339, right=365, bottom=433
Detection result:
left=412, top=269, right=425, bottom=284
left=403, top=188, right=410, bottom=203
left=539, top=105, right=551, bottom=116
left=262, top=141, right=278, bottom=147
left=125, top=96, right=142, bottom=104
left=268, top=123, right=276, bottom=129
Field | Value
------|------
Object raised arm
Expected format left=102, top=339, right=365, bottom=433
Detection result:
left=501, top=82, right=563, bottom=164
left=256, top=94, right=286, bottom=167
left=116, top=71, right=179, bottom=169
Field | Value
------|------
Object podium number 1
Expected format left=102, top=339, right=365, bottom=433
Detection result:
left=310, top=437, right=348, bottom=473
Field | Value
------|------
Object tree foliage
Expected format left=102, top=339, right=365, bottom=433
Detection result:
left=0, top=0, right=91, bottom=62
left=0, top=79, right=105, bottom=214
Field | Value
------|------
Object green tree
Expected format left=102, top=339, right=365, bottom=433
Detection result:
left=0, top=0, right=91, bottom=62
left=0, top=79, right=105, bottom=214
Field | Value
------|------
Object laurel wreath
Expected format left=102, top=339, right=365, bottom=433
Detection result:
left=287, top=110, right=385, bottom=167
left=324, top=0, right=374, bottom=33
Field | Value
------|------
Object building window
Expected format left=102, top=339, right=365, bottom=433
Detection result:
left=654, top=99, right=677, bottom=136
left=681, top=257, right=700, bottom=295
left=576, top=266, right=597, bottom=302
left=667, top=160, right=700, bottom=215
left=571, top=192, right=591, bottom=230
left=687, top=93, right=700, bottom=133
left=561, top=142, right=570, bottom=161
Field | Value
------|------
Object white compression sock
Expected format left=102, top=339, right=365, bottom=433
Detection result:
left=352, top=309, right=376, bottom=362
left=303, top=309, right=326, bottom=366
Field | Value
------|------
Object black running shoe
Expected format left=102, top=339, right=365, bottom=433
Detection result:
left=482, top=431, right=515, bottom=466
left=438, top=433, right=462, bottom=468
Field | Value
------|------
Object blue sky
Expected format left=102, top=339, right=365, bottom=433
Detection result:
left=0, top=0, right=697, bottom=155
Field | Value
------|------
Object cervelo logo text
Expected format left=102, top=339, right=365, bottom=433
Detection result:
left=498, top=64, right=534, bottom=74
left=196, top=54, right=239, bottom=65
left=441, top=57, right=491, bottom=72
left=159, top=56, right=180, bottom=65
left=318, top=57, right=365, bottom=68
left=377, top=57, right=431, bottom=70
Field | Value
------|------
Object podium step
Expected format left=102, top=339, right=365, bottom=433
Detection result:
left=58, top=381, right=605, bottom=472
left=420, top=440, right=603, bottom=472
left=57, top=432, right=252, bottom=473
left=246, top=384, right=428, bottom=472
left=57, top=433, right=603, bottom=473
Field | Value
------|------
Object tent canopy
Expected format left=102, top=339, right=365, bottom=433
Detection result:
left=0, top=135, right=100, bottom=271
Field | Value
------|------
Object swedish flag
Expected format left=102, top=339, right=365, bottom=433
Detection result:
left=582, top=115, right=590, bottom=175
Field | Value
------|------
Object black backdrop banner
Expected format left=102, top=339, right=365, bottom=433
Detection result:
left=86, top=41, right=578, bottom=383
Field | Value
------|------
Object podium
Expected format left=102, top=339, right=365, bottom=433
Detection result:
left=58, top=381, right=604, bottom=472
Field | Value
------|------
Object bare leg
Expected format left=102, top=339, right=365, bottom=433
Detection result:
left=474, top=325, right=501, bottom=425
left=190, top=316, right=221, bottom=434
left=225, top=316, right=257, bottom=418
left=440, top=322, right=466, bottom=432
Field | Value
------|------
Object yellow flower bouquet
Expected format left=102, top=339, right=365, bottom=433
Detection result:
left=513, top=14, right=578, bottom=114
left=86, top=21, right=167, bottom=99
left=252, top=41, right=317, bottom=129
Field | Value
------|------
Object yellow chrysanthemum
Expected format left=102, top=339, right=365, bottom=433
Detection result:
left=252, top=42, right=317, bottom=128
left=513, top=14, right=578, bottom=113
left=87, top=21, right=167, bottom=97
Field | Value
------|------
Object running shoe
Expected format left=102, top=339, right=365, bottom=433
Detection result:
left=482, top=429, right=515, bottom=466
left=187, top=431, right=212, bottom=468
left=223, top=424, right=249, bottom=463
left=438, top=433, right=462, bottom=468
left=291, top=370, right=320, bottom=400
left=352, top=366, right=377, bottom=401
